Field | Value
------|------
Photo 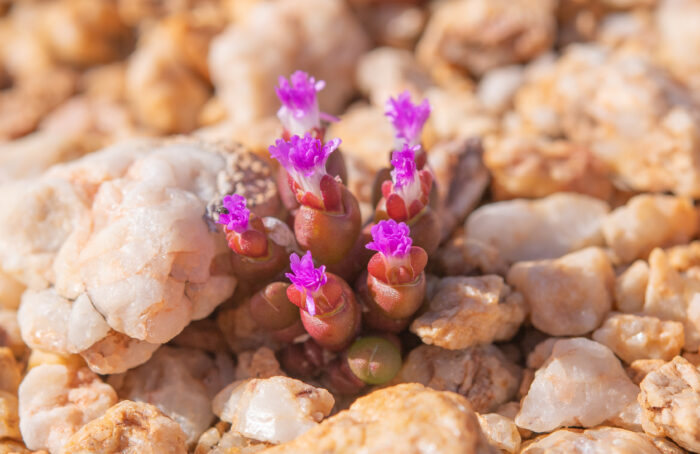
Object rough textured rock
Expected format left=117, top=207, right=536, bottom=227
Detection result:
left=0, top=390, right=20, bottom=441
left=477, top=413, right=521, bottom=453
left=512, top=44, right=700, bottom=197
left=411, top=275, right=527, bottom=349
left=108, top=346, right=234, bottom=446
left=391, top=344, right=521, bottom=413
left=484, top=135, right=612, bottom=201
left=593, top=313, right=684, bottom=363
left=466, top=193, right=610, bottom=264
left=628, top=359, right=666, bottom=385
left=416, top=0, right=556, bottom=79
left=516, top=338, right=639, bottom=432
left=262, top=383, right=498, bottom=454
left=60, top=400, right=188, bottom=454
left=18, top=363, right=118, bottom=453
left=194, top=424, right=269, bottom=454
left=520, top=427, right=684, bottom=453
left=208, top=0, right=369, bottom=126
left=356, top=47, right=432, bottom=109
left=234, top=347, right=285, bottom=380
left=0, top=347, right=20, bottom=394
left=5, top=139, right=241, bottom=373
left=0, top=312, right=24, bottom=359
left=638, top=356, right=700, bottom=452
left=643, top=248, right=700, bottom=350
left=615, top=260, right=650, bottom=313
left=507, top=247, right=614, bottom=336
left=602, top=194, right=698, bottom=263
left=212, top=376, right=334, bottom=444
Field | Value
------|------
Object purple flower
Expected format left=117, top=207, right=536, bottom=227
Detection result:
left=269, top=134, right=341, bottom=198
left=286, top=251, right=327, bottom=316
left=390, top=144, right=420, bottom=190
left=276, top=71, right=336, bottom=136
left=218, top=194, right=250, bottom=233
left=385, top=91, right=431, bottom=146
left=366, top=220, right=412, bottom=258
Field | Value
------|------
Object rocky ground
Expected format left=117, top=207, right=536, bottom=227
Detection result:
left=2, top=0, right=700, bottom=453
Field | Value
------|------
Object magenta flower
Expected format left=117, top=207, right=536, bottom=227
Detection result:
left=269, top=134, right=341, bottom=200
left=286, top=251, right=327, bottom=316
left=276, top=71, right=336, bottom=136
left=385, top=91, right=431, bottom=146
left=218, top=194, right=250, bottom=233
left=366, top=220, right=412, bottom=258
left=390, top=144, right=423, bottom=205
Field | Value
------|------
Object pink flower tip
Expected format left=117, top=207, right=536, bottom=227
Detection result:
left=286, top=251, right=327, bottom=316
left=276, top=71, right=336, bottom=135
left=390, top=144, right=420, bottom=190
left=218, top=194, right=250, bottom=233
left=366, top=220, right=412, bottom=258
left=385, top=91, right=431, bottom=146
left=276, top=71, right=324, bottom=119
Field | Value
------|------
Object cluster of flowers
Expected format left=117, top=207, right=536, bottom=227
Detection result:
left=217, top=71, right=439, bottom=392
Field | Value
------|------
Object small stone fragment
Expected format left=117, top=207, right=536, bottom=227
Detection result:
left=477, top=413, right=521, bottom=453
left=60, top=400, right=188, bottom=454
left=391, top=344, right=521, bottom=413
left=0, top=390, right=20, bottom=440
left=520, top=427, right=683, bottom=453
left=0, top=347, right=20, bottom=394
left=411, top=275, right=527, bottom=349
left=638, top=356, right=700, bottom=452
left=466, top=193, right=610, bottom=264
left=593, top=313, right=684, bottom=363
left=516, top=338, right=639, bottom=432
left=262, top=383, right=498, bottom=454
left=19, top=363, right=118, bottom=453
left=417, top=0, right=556, bottom=79
left=603, top=195, right=698, bottom=263
left=109, top=346, right=234, bottom=446
left=615, top=260, right=650, bottom=313
left=628, top=359, right=667, bottom=385
left=212, top=376, right=334, bottom=444
left=234, top=347, right=285, bottom=380
left=644, top=248, right=700, bottom=350
left=508, top=247, right=614, bottom=336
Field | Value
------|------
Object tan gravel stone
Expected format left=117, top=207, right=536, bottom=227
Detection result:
left=526, top=338, right=557, bottom=369
left=234, top=347, right=284, bottom=380
left=0, top=390, right=20, bottom=440
left=60, top=400, right=188, bottom=454
left=513, top=44, right=700, bottom=197
left=593, top=313, right=684, bottom=363
left=484, top=135, right=613, bottom=201
left=615, top=260, right=650, bottom=313
left=262, top=383, right=498, bottom=454
left=411, top=275, right=526, bottom=349
left=516, top=338, right=639, bottom=432
left=628, top=359, right=667, bottom=385
left=0, top=347, right=20, bottom=394
left=208, top=0, right=368, bottom=126
left=466, top=193, right=610, bottom=264
left=508, top=247, right=614, bottom=336
left=19, top=364, right=118, bottom=453
left=391, top=344, right=521, bottom=413
left=521, top=427, right=684, bottom=453
left=638, top=356, right=700, bottom=452
left=477, top=412, right=521, bottom=453
left=108, top=346, right=234, bottom=446
left=416, top=0, right=556, bottom=79
left=603, top=194, right=698, bottom=263
left=644, top=248, right=700, bottom=350
left=212, top=376, right=333, bottom=444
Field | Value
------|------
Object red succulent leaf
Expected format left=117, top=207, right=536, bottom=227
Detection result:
left=367, top=253, right=387, bottom=282
left=409, top=246, right=428, bottom=275
left=385, top=193, right=408, bottom=222
left=286, top=284, right=307, bottom=310
left=320, top=174, right=342, bottom=213
left=407, top=199, right=424, bottom=220
left=299, top=190, right=325, bottom=211
left=381, top=180, right=393, bottom=199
